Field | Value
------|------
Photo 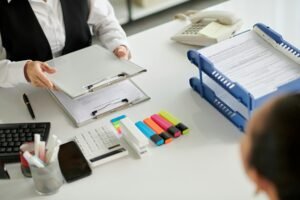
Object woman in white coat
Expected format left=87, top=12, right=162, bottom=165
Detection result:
left=0, top=0, right=130, bottom=89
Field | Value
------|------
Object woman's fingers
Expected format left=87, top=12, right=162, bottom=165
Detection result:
left=116, top=49, right=126, bottom=57
left=53, top=84, right=60, bottom=91
left=41, top=63, right=56, bottom=74
left=25, top=61, right=56, bottom=89
left=32, top=78, right=48, bottom=88
left=114, top=46, right=131, bottom=60
left=36, top=73, right=53, bottom=89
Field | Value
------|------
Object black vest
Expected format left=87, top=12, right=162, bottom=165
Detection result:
left=0, top=0, right=92, bottom=62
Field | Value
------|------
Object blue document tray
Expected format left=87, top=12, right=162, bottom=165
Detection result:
left=188, top=23, right=300, bottom=131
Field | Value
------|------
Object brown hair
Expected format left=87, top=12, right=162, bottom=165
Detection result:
left=249, top=94, right=300, bottom=200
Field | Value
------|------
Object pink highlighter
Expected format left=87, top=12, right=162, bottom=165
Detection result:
left=151, top=114, right=181, bottom=138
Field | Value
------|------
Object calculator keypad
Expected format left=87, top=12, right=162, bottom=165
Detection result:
left=75, top=125, right=121, bottom=159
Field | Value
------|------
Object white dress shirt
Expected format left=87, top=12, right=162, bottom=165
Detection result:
left=0, top=0, right=129, bottom=87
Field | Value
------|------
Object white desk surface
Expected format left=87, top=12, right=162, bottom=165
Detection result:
left=1, top=0, right=300, bottom=199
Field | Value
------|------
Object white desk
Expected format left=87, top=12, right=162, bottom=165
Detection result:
left=1, top=0, right=300, bottom=199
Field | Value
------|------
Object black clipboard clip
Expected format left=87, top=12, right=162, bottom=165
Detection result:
left=86, top=73, right=127, bottom=93
left=91, top=98, right=129, bottom=117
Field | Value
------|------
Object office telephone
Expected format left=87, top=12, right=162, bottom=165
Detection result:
left=171, top=10, right=242, bottom=46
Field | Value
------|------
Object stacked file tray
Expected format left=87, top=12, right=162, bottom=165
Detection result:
left=188, top=23, right=300, bottom=131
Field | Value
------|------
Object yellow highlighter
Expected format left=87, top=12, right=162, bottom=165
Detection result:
left=159, top=110, right=189, bottom=135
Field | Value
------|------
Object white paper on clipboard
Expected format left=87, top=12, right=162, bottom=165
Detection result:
left=50, top=79, right=150, bottom=127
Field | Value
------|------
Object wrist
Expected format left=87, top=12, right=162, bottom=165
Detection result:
left=24, top=60, right=32, bottom=82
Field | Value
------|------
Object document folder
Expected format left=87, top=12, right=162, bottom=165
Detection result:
left=188, top=23, right=300, bottom=131
left=47, top=45, right=146, bottom=99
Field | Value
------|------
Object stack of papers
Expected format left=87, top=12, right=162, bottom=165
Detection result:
left=200, top=31, right=300, bottom=99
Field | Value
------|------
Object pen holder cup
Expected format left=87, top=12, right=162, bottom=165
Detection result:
left=30, top=159, right=64, bottom=195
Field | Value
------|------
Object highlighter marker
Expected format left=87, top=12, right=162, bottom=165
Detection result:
left=38, top=141, right=46, bottom=162
left=23, top=151, right=45, bottom=168
left=135, top=121, right=164, bottom=146
left=34, top=134, right=40, bottom=157
left=143, top=118, right=172, bottom=144
left=110, top=115, right=126, bottom=134
left=111, top=115, right=126, bottom=123
left=151, top=114, right=181, bottom=138
left=159, top=110, right=189, bottom=135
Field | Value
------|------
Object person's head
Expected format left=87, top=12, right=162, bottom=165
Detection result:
left=240, top=94, right=300, bottom=200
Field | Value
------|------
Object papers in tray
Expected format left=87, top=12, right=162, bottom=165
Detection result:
left=50, top=79, right=150, bottom=127
left=199, top=30, right=300, bottom=99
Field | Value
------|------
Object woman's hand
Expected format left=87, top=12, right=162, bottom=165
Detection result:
left=113, top=45, right=131, bottom=60
left=24, top=61, right=56, bottom=89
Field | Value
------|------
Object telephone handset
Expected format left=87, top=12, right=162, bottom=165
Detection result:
left=171, top=10, right=243, bottom=46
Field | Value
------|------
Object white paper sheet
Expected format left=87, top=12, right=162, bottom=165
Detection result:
left=50, top=80, right=148, bottom=126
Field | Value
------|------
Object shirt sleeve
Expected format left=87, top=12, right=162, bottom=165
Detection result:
left=88, top=0, right=130, bottom=52
left=0, top=34, right=28, bottom=88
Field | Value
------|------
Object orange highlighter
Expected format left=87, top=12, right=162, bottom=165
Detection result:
left=143, top=118, right=172, bottom=144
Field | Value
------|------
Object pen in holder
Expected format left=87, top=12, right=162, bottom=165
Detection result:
left=22, top=134, right=64, bottom=195
left=20, top=143, right=34, bottom=177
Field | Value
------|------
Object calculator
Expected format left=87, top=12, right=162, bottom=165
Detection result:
left=74, top=124, right=128, bottom=168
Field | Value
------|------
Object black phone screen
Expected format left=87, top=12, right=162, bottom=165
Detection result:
left=58, top=141, right=92, bottom=183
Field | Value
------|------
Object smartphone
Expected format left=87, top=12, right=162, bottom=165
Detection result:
left=58, top=141, right=92, bottom=183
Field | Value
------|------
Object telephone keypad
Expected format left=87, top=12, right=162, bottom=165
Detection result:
left=182, top=22, right=207, bottom=35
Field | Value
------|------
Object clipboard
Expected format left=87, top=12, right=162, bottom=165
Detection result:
left=47, top=45, right=147, bottom=99
left=49, top=79, right=150, bottom=127
left=188, top=23, right=300, bottom=131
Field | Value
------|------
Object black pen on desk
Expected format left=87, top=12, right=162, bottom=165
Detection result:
left=23, top=93, right=36, bottom=120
